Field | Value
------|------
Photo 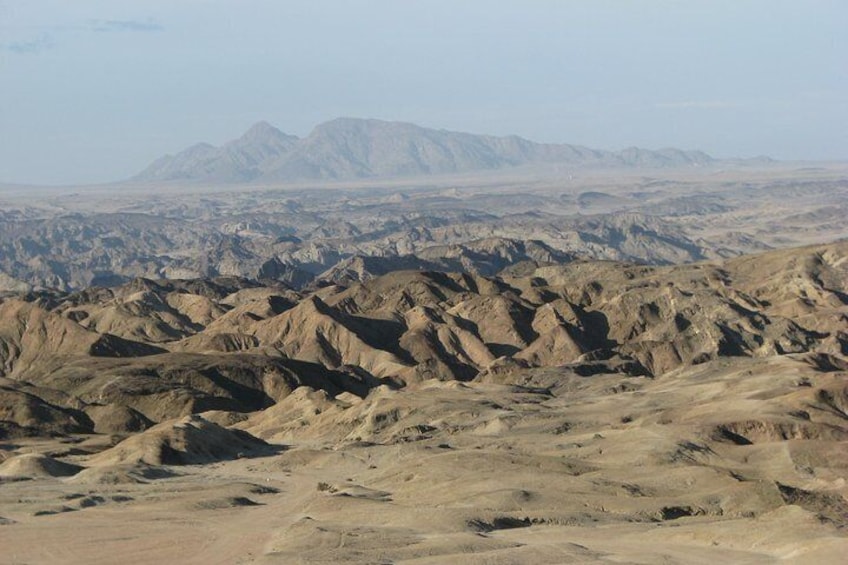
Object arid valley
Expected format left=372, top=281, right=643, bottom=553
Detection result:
left=1, top=126, right=847, bottom=562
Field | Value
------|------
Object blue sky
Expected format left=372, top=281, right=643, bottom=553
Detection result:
left=1, top=0, right=845, bottom=185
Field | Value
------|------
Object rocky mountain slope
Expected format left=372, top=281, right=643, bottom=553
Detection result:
left=134, top=118, right=715, bottom=183
left=136, top=121, right=299, bottom=183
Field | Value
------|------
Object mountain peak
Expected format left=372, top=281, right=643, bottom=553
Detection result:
left=240, top=121, right=295, bottom=142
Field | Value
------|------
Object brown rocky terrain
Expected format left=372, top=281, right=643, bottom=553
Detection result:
left=0, top=241, right=846, bottom=562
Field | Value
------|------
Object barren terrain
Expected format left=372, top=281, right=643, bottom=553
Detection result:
left=1, top=163, right=846, bottom=292
left=0, top=233, right=846, bottom=563
left=1, top=146, right=847, bottom=563
left=3, top=2, right=845, bottom=561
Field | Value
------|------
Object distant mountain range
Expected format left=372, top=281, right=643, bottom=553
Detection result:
left=132, top=118, right=717, bottom=183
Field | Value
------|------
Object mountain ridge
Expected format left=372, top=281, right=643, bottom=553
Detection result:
left=133, top=117, right=717, bottom=184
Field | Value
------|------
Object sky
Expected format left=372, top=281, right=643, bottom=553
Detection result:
left=0, top=0, right=845, bottom=185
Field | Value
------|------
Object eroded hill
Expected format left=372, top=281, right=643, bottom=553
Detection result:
left=0, top=242, right=846, bottom=562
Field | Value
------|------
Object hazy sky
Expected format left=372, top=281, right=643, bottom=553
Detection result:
left=1, top=1, right=845, bottom=185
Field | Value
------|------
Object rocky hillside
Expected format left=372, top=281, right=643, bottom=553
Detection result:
left=1, top=241, right=846, bottom=562
left=1, top=241, right=845, bottom=437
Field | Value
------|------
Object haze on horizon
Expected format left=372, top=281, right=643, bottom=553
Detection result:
left=1, top=0, right=845, bottom=186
